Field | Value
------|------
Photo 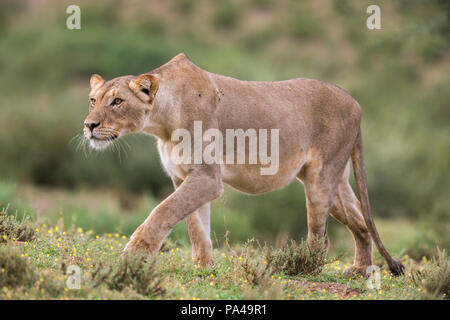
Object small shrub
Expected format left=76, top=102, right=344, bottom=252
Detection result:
left=239, top=240, right=275, bottom=285
left=271, top=238, right=328, bottom=276
left=405, top=245, right=439, bottom=262
left=411, top=249, right=450, bottom=299
left=0, top=209, right=35, bottom=243
left=37, top=272, right=66, bottom=298
left=0, top=246, right=35, bottom=288
left=91, top=252, right=165, bottom=298
left=224, top=233, right=275, bottom=286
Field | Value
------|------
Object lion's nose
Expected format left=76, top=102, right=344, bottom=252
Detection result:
left=84, top=121, right=100, bottom=132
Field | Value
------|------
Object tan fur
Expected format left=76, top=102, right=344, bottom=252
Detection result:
left=84, top=53, right=404, bottom=275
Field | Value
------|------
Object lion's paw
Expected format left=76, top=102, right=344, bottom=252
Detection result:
left=123, top=225, right=155, bottom=253
left=342, top=265, right=371, bottom=277
left=192, top=256, right=214, bottom=268
left=123, top=237, right=152, bottom=253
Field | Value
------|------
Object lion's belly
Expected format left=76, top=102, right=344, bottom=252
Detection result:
left=220, top=155, right=306, bottom=194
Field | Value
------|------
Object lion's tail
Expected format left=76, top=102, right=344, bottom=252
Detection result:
left=351, top=128, right=405, bottom=275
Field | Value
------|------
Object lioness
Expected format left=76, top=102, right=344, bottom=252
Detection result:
left=83, top=53, right=404, bottom=275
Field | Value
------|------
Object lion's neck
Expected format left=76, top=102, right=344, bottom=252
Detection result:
left=141, top=120, right=170, bottom=140
left=141, top=81, right=172, bottom=141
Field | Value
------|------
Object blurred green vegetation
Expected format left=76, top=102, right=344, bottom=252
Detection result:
left=0, top=0, right=448, bottom=253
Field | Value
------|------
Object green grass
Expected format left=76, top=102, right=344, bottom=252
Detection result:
left=0, top=211, right=447, bottom=300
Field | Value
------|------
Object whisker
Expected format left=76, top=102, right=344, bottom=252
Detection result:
left=120, top=137, right=132, bottom=152
left=116, top=138, right=129, bottom=161
left=70, top=133, right=88, bottom=158
left=114, top=139, right=122, bottom=163
left=109, top=137, right=116, bottom=153
left=80, top=139, right=88, bottom=158
left=69, top=133, right=81, bottom=145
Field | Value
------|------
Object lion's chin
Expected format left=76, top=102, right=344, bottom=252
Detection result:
left=89, top=138, right=112, bottom=150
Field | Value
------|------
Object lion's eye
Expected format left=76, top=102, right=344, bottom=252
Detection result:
left=90, top=98, right=96, bottom=105
left=112, top=98, right=123, bottom=106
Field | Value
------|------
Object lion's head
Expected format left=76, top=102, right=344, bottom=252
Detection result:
left=84, top=73, right=159, bottom=150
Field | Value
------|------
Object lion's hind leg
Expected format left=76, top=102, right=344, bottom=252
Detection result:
left=330, top=163, right=373, bottom=276
left=298, top=161, right=341, bottom=251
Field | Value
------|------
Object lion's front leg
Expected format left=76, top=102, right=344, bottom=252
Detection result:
left=124, top=166, right=223, bottom=256
left=170, top=177, right=213, bottom=266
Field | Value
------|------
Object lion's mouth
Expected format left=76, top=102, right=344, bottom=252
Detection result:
left=91, top=134, right=118, bottom=141
left=88, top=134, right=119, bottom=150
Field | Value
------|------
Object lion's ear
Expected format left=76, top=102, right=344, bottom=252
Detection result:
left=90, top=74, right=104, bottom=90
left=129, top=74, right=159, bottom=104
